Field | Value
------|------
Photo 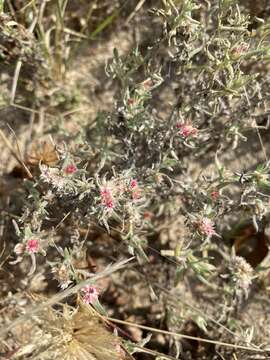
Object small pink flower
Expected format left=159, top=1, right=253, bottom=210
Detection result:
left=129, top=178, right=141, bottom=200
left=198, top=218, right=216, bottom=237
left=26, top=238, right=39, bottom=254
left=210, top=191, right=219, bottom=201
left=176, top=122, right=197, bottom=138
left=101, top=188, right=110, bottom=196
left=100, top=187, right=114, bottom=209
left=81, top=285, right=99, bottom=304
left=105, top=198, right=114, bottom=209
left=64, top=164, right=77, bottom=175
left=130, top=179, right=138, bottom=189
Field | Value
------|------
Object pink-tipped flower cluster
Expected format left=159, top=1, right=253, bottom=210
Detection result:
left=198, top=218, right=217, bottom=237
left=210, top=190, right=219, bottom=201
left=130, top=178, right=141, bottom=200
left=64, top=163, right=77, bottom=175
left=26, top=238, right=39, bottom=254
left=176, top=122, right=197, bottom=138
left=100, top=187, right=114, bottom=209
left=100, top=177, right=142, bottom=210
left=81, top=285, right=99, bottom=304
left=130, top=179, right=138, bottom=188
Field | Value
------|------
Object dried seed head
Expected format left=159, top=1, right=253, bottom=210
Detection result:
left=15, top=304, right=128, bottom=360
left=51, top=264, right=72, bottom=289
left=230, top=256, right=253, bottom=298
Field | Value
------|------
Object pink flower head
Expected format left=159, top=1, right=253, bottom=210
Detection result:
left=105, top=198, right=114, bottom=209
left=198, top=218, right=216, bottom=237
left=176, top=122, right=197, bottom=138
left=210, top=191, right=219, bottom=201
left=129, top=179, right=141, bottom=200
left=100, top=188, right=110, bottom=197
left=81, top=285, right=99, bottom=304
left=100, top=187, right=114, bottom=210
left=26, top=238, right=39, bottom=254
left=130, top=179, right=138, bottom=189
left=64, top=164, right=77, bottom=175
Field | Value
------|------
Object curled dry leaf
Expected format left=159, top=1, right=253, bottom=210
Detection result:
left=26, top=141, right=59, bottom=167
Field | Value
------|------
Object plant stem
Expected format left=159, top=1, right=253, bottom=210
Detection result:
left=0, top=0, right=4, bottom=13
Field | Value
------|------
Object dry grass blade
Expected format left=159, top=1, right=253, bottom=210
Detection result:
left=0, top=128, right=33, bottom=178
left=10, top=60, right=22, bottom=104
left=106, top=317, right=268, bottom=354
left=126, top=0, right=146, bottom=24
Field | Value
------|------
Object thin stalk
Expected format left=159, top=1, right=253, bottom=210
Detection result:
left=54, top=0, right=65, bottom=80
left=107, top=317, right=268, bottom=354
left=0, top=0, right=4, bottom=13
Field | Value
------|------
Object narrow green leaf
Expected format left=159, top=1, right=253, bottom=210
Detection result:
left=90, top=9, right=119, bottom=40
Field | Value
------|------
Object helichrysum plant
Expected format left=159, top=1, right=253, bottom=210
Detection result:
left=2, top=0, right=270, bottom=358
left=10, top=0, right=270, bottom=304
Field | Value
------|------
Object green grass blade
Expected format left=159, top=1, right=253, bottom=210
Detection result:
left=0, top=0, right=4, bottom=13
left=90, top=9, right=119, bottom=40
